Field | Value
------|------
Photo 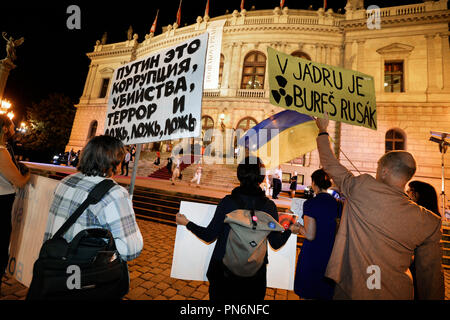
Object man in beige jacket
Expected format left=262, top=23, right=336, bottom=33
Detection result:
left=315, top=114, right=444, bottom=300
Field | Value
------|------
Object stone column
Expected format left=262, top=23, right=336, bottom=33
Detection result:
left=425, top=34, right=439, bottom=92
left=0, top=59, right=16, bottom=102
left=232, top=42, right=243, bottom=91
left=439, top=33, right=450, bottom=90
left=222, top=43, right=234, bottom=90
left=87, top=64, right=99, bottom=100
left=356, top=39, right=365, bottom=73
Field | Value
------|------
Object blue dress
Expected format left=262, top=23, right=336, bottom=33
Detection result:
left=294, top=192, right=341, bottom=299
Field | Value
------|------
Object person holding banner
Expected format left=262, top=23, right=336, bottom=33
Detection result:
left=314, top=113, right=444, bottom=300
left=0, top=114, right=30, bottom=293
left=292, top=169, right=341, bottom=300
left=176, top=156, right=294, bottom=301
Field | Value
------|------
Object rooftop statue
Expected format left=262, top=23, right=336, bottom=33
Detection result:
left=2, top=32, right=24, bottom=62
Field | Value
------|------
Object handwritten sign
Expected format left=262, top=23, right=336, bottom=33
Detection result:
left=105, top=33, right=209, bottom=145
left=268, top=47, right=377, bottom=130
left=8, top=175, right=59, bottom=287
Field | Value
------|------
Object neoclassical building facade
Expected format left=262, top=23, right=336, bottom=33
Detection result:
left=66, top=0, right=450, bottom=214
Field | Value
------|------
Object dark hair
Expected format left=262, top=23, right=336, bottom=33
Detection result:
left=78, top=135, right=125, bottom=177
left=408, top=180, right=440, bottom=216
left=311, top=169, right=332, bottom=190
left=0, top=114, right=13, bottom=140
left=237, top=156, right=265, bottom=188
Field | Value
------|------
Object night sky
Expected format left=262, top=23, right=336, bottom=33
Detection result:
left=1, top=0, right=421, bottom=122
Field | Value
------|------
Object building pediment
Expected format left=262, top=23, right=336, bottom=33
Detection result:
left=376, top=43, right=414, bottom=55
left=99, top=67, right=115, bottom=74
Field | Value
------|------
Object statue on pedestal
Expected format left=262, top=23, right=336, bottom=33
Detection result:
left=2, top=32, right=24, bottom=62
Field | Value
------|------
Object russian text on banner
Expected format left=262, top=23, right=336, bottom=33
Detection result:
left=105, top=33, right=209, bottom=145
left=267, top=47, right=377, bottom=130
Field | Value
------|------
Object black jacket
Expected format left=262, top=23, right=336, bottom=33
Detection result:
left=186, top=186, right=291, bottom=275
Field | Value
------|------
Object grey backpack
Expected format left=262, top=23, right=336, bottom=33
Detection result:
left=222, top=196, right=284, bottom=277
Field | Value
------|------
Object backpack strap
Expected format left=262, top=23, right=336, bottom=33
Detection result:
left=230, top=194, right=267, bottom=230
left=53, top=179, right=116, bottom=239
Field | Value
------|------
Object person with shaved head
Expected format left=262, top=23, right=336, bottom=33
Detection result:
left=314, top=114, right=444, bottom=300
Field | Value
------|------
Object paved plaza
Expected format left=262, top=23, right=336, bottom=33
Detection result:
left=1, top=218, right=449, bottom=301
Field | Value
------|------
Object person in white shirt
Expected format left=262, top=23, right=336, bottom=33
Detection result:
left=272, top=165, right=282, bottom=199
left=190, top=162, right=203, bottom=187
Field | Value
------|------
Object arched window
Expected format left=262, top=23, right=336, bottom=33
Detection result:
left=87, top=120, right=98, bottom=140
left=385, top=129, right=405, bottom=153
left=218, top=54, right=224, bottom=86
left=236, top=117, right=258, bottom=131
left=201, top=115, right=214, bottom=131
left=291, top=51, right=311, bottom=60
left=241, top=51, right=266, bottom=89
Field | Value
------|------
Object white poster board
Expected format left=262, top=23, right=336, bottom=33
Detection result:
left=105, top=32, right=209, bottom=145
left=8, top=175, right=59, bottom=287
left=171, top=201, right=297, bottom=290
left=290, top=198, right=307, bottom=226
left=203, top=19, right=226, bottom=90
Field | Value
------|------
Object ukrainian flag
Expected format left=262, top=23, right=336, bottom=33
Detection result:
left=237, top=110, right=319, bottom=169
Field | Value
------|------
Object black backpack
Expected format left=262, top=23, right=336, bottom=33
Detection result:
left=26, top=179, right=130, bottom=300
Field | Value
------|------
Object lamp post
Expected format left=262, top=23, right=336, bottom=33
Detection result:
left=0, top=99, right=14, bottom=119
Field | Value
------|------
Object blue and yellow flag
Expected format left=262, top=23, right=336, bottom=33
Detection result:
left=237, top=110, right=319, bottom=169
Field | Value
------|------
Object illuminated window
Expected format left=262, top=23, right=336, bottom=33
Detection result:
left=291, top=51, right=311, bottom=60
left=219, top=54, right=224, bottom=86
left=385, top=129, right=405, bottom=152
left=241, top=51, right=266, bottom=89
left=384, top=62, right=404, bottom=93
left=236, top=117, right=258, bottom=131
left=201, top=115, right=214, bottom=130
left=99, top=78, right=110, bottom=98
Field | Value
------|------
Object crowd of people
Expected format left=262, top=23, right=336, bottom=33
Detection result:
left=0, top=112, right=446, bottom=301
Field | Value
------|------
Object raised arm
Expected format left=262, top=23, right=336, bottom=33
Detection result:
left=315, top=114, right=356, bottom=197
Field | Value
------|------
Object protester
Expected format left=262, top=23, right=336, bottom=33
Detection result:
left=292, top=169, right=342, bottom=300
left=44, top=135, right=143, bottom=264
left=314, top=113, right=444, bottom=299
left=0, top=115, right=30, bottom=294
left=289, top=172, right=298, bottom=198
left=176, top=156, right=294, bottom=301
left=407, top=180, right=440, bottom=216
left=406, top=180, right=441, bottom=300
left=272, top=165, right=282, bottom=199
left=121, top=148, right=131, bottom=176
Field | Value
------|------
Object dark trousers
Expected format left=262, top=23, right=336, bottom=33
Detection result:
left=121, top=161, right=129, bottom=176
left=0, top=193, right=16, bottom=281
left=207, top=260, right=267, bottom=301
left=272, top=179, right=281, bottom=199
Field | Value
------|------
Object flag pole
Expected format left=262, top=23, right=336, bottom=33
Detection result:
left=128, top=143, right=142, bottom=198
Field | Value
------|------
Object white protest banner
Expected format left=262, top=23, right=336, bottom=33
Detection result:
left=105, top=32, right=209, bottom=145
left=8, top=175, right=59, bottom=287
left=171, top=201, right=297, bottom=290
left=267, top=234, right=297, bottom=291
left=171, top=201, right=217, bottom=281
left=290, top=197, right=306, bottom=226
left=203, top=19, right=226, bottom=90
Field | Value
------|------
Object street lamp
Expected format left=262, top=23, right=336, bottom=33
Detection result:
left=0, top=99, right=14, bottom=119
